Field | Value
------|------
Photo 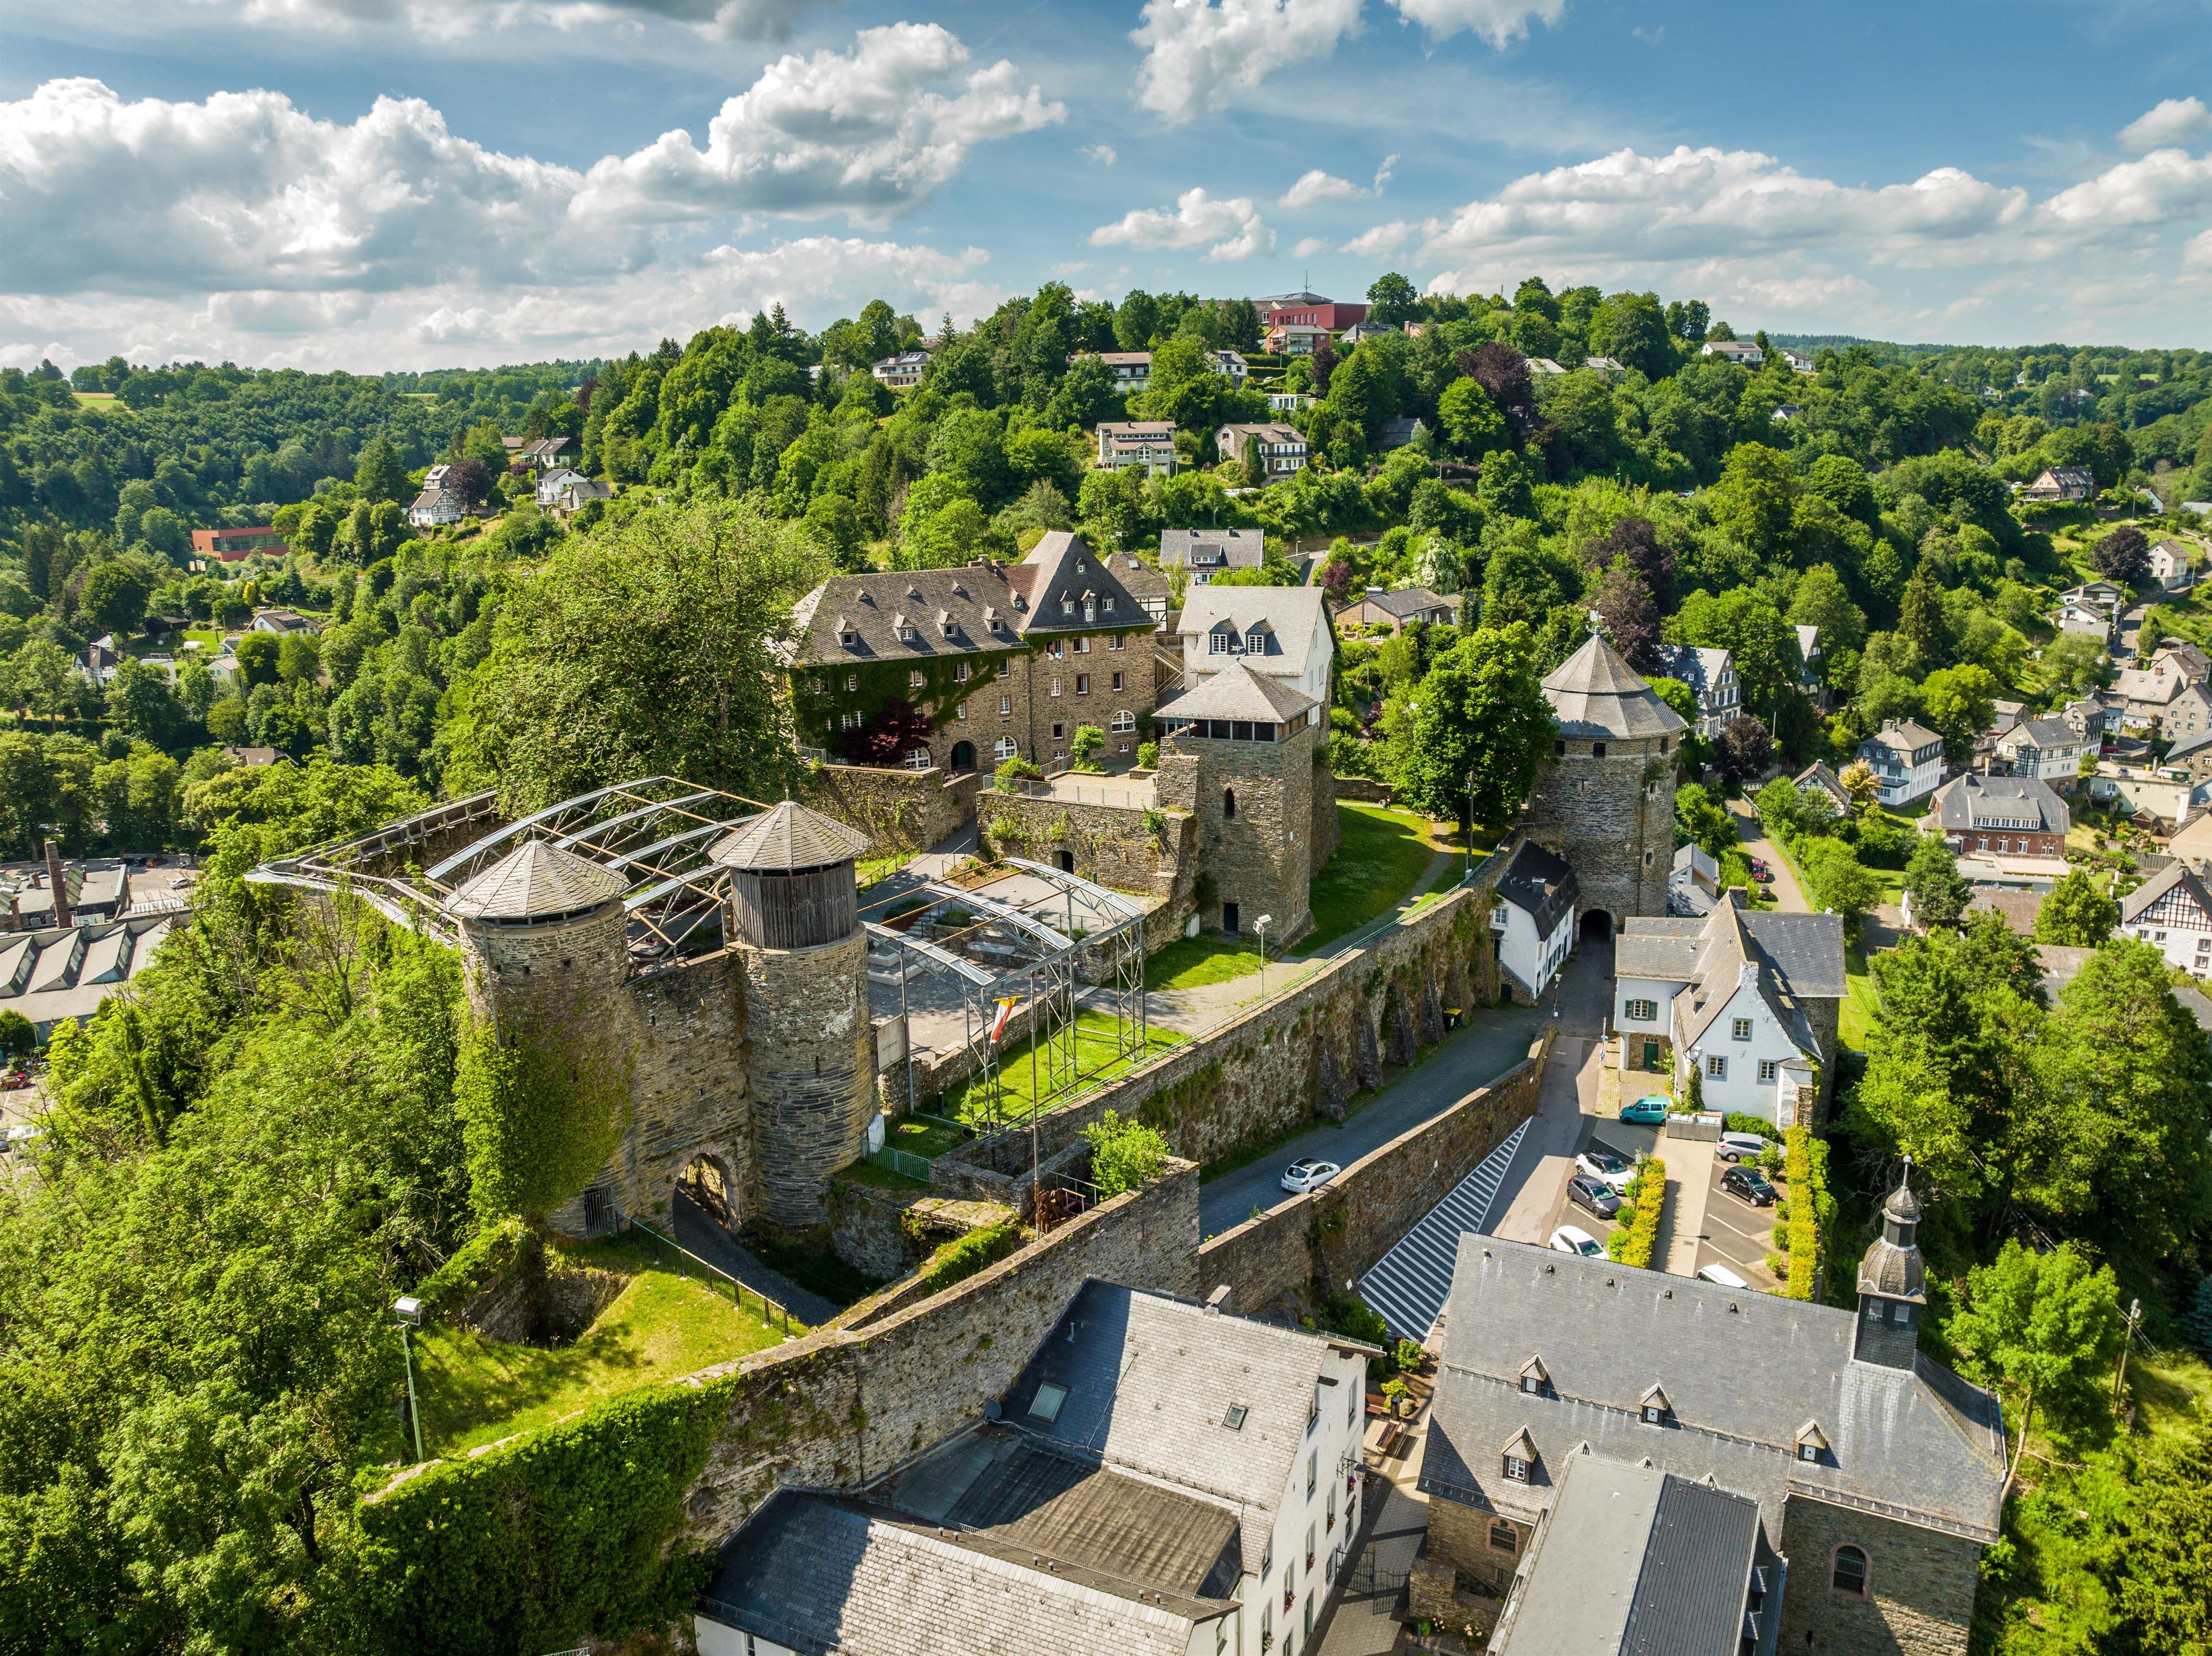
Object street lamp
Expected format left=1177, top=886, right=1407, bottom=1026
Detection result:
left=1255, top=915, right=1274, bottom=996
left=393, top=1294, right=425, bottom=1464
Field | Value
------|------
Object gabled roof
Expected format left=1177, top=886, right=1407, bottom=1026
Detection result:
left=1494, top=839, right=1579, bottom=936
left=2166, top=728, right=2212, bottom=762
left=710, top=801, right=870, bottom=872
left=1654, top=642, right=1731, bottom=699
left=1541, top=633, right=1688, bottom=741
left=1421, top=1236, right=2007, bottom=1543
left=442, top=839, right=627, bottom=922
left=1159, top=527, right=1266, bottom=571
left=1929, top=774, right=2070, bottom=837
left=2000, top=717, right=2079, bottom=750
left=1018, top=532, right=1148, bottom=635
left=1864, top=720, right=1942, bottom=753
left=787, top=567, right=1026, bottom=664
left=1793, top=761, right=1853, bottom=806
left=2120, top=860, right=2212, bottom=926
left=1159, top=660, right=1317, bottom=724
left=1349, top=586, right=1451, bottom=620
left=1180, top=586, right=1331, bottom=681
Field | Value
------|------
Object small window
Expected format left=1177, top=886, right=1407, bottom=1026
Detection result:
left=955, top=702, right=968, bottom=722
left=1759, top=1059, right=1778, bottom=1083
left=1051, top=677, right=1063, bottom=697
left=844, top=673, right=858, bottom=692
left=994, top=737, right=1018, bottom=761
left=1061, top=597, right=1074, bottom=615
left=1112, top=671, right=1125, bottom=692
left=954, top=662, right=971, bottom=682
left=1733, top=1017, right=1752, bottom=1040
left=1832, top=1546, right=1868, bottom=1597
left=1554, top=738, right=1566, bottom=756
left=1625, top=998, right=1657, bottom=1021
left=1211, top=630, right=1232, bottom=655
left=1052, top=722, right=1065, bottom=740
left=1489, top=1521, right=1517, bottom=1554
left=1224, top=788, right=1238, bottom=819
left=999, top=695, right=1013, bottom=715
left=1521, top=1373, right=1541, bottom=1394
left=1503, top=1455, right=1531, bottom=1483
left=1028, top=1382, right=1068, bottom=1424
left=1707, top=1056, right=1726, bottom=1080
left=997, top=658, right=1011, bottom=676
left=1074, top=636, right=1091, bottom=654
left=1076, top=674, right=1089, bottom=694
left=841, top=711, right=861, bottom=730
left=1223, top=1403, right=1248, bottom=1430
left=1592, top=741, right=1606, bottom=758
left=910, top=670, right=925, bottom=690
left=905, top=748, right=931, bottom=771
left=1112, top=710, right=1136, bottom=733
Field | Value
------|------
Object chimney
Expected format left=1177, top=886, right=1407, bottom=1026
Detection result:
left=44, top=841, right=71, bottom=930
left=1205, top=1284, right=1233, bottom=1315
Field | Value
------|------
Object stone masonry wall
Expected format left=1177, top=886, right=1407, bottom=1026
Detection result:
left=672, top=1157, right=1201, bottom=1545
left=1310, top=760, right=1342, bottom=867
left=1519, top=734, right=1676, bottom=925
left=740, top=929, right=875, bottom=1227
left=1802, top=996, right=1841, bottom=1120
left=1778, top=1495, right=1984, bottom=1656
left=974, top=793, right=1196, bottom=920
left=1168, top=719, right=1318, bottom=942
left=1194, top=1026, right=1551, bottom=1316
left=1427, top=1496, right=1529, bottom=1595
left=801, top=762, right=976, bottom=853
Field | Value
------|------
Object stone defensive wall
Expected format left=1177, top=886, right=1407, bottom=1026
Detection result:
left=1196, top=1024, right=1553, bottom=1317
left=931, top=861, right=1510, bottom=1208
left=801, top=761, right=979, bottom=854
left=973, top=793, right=1198, bottom=955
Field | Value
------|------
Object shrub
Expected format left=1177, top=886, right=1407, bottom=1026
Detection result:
left=1722, top=1112, right=1782, bottom=1140
left=1070, top=724, right=1105, bottom=771
left=1136, top=740, right=1160, bottom=769
left=1772, top=1198, right=1791, bottom=1227
left=1765, top=1250, right=1787, bottom=1277
left=1613, top=1159, right=1667, bottom=1269
left=1394, top=1338, right=1425, bottom=1373
left=1615, top=1200, right=1639, bottom=1228
left=1773, top=1224, right=1791, bottom=1253
left=1317, top=1291, right=1391, bottom=1380
left=1683, top=1065, right=1705, bottom=1112
left=916, top=1222, right=1023, bottom=1295
left=993, top=755, right=1042, bottom=794
left=1782, top=1126, right=1831, bottom=1301
left=1083, top=1109, right=1169, bottom=1197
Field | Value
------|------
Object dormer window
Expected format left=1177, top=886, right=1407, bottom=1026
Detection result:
left=1519, top=1357, right=1548, bottom=1396
left=1640, top=1383, right=1671, bottom=1425
left=1501, top=1429, right=1537, bottom=1483
left=833, top=615, right=857, bottom=647
left=1211, top=628, right=1233, bottom=655
left=894, top=613, right=915, bottom=642
left=1246, top=628, right=1266, bottom=653
left=1796, top=1420, right=1829, bottom=1464
left=1103, top=596, right=1116, bottom=613
left=1062, top=595, right=1075, bottom=616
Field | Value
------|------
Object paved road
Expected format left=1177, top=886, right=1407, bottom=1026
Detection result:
left=1198, top=998, right=1547, bottom=1235
left=1484, top=937, right=1613, bottom=1246
left=1727, top=801, right=1808, bottom=913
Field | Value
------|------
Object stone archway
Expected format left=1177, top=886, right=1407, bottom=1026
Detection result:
left=676, top=1152, right=736, bottom=1231
left=1580, top=907, right=1614, bottom=942
left=948, top=739, right=976, bottom=775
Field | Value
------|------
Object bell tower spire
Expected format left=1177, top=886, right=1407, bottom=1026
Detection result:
left=1853, top=1158, right=1927, bottom=1370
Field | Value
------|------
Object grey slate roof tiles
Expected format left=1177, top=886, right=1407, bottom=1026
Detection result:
left=710, top=801, right=871, bottom=872
left=1158, top=659, right=1318, bottom=723
left=1541, top=634, right=1688, bottom=740
left=442, top=838, right=629, bottom=921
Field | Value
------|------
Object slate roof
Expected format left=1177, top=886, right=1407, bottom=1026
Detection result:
left=1160, top=527, right=1267, bottom=572
left=1929, top=774, right=2070, bottom=837
left=2120, top=860, right=2212, bottom=926
left=442, top=839, right=628, bottom=921
left=1542, top=634, right=1687, bottom=741
left=997, top=1280, right=1371, bottom=1576
left=710, top=801, right=870, bottom=872
left=1013, top=532, right=1151, bottom=636
left=700, top=1489, right=1229, bottom=1656
left=1739, top=909, right=1848, bottom=999
left=1179, top=587, right=1331, bottom=683
left=1376, top=416, right=1427, bottom=448
left=1158, top=660, right=1317, bottom=724
left=0, top=917, right=173, bottom=1031
left=2116, top=664, right=2190, bottom=708
left=1652, top=643, right=1731, bottom=703
left=1349, top=586, right=1452, bottom=620
left=2167, top=728, right=2212, bottom=764
left=1420, top=1235, right=2007, bottom=1544
left=1496, top=1453, right=1761, bottom=1656
left=1494, top=839, right=1579, bottom=936
left=1793, top=761, right=1853, bottom=808
left=1864, top=719, right=1942, bottom=755
left=2001, top=717, right=2079, bottom=752
left=1616, top=893, right=1843, bottom=1010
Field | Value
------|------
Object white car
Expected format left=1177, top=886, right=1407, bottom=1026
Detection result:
left=1280, top=1157, right=1341, bottom=1195
left=1717, top=1132, right=1770, bottom=1165
left=1697, top=1263, right=1750, bottom=1289
left=1575, top=1143, right=1636, bottom=1193
left=1550, top=1226, right=1605, bottom=1258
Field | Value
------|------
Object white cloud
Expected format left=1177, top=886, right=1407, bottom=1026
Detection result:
left=1293, top=236, right=1331, bottom=257
left=1384, top=0, right=1566, bottom=48
left=1373, top=153, right=1397, bottom=192
left=572, top=25, right=1063, bottom=225
left=1082, top=144, right=1118, bottom=166
left=1343, top=221, right=1412, bottom=255
left=1281, top=169, right=1364, bottom=208
left=1090, top=187, right=1276, bottom=261
left=1130, top=0, right=1363, bottom=124
left=2119, top=96, right=2212, bottom=154
left=173, top=0, right=843, bottom=41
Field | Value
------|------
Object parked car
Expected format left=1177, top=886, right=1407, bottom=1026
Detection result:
left=1723, top=1166, right=1778, bottom=1206
left=1717, top=1131, right=1770, bottom=1164
left=1697, top=1262, right=1750, bottom=1288
left=1280, top=1157, right=1341, bottom=1195
left=1576, top=1143, right=1635, bottom=1193
left=1550, top=1225, right=1605, bottom=1258
left=1749, top=858, right=1771, bottom=881
left=1619, top=1095, right=1671, bottom=1126
left=0, top=1074, right=32, bottom=1092
left=1566, top=1173, right=1621, bottom=1221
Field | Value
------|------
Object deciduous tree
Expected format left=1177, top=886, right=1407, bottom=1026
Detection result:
left=1399, top=623, right=1556, bottom=828
left=2035, top=868, right=2118, bottom=946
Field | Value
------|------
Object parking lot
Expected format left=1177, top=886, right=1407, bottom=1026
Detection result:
left=1692, top=1155, right=1786, bottom=1291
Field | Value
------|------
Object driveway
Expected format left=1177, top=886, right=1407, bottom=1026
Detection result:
left=1692, top=1156, right=1786, bottom=1291
left=1198, top=999, right=1546, bottom=1235
left=1726, top=801, right=1808, bottom=913
left=1483, top=932, right=1614, bottom=1245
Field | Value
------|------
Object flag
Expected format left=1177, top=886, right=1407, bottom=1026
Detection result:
left=989, top=997, right=1017, bottom=1042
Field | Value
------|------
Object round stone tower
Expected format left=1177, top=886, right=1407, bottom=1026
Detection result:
left=712, top=801, right=874, bottom=1227
left=443, top=838, right=633, bottom=1025
left=1521, top=631, right=1687, bottom=932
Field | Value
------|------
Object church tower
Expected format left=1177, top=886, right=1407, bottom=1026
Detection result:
left=1853, top=1162, right=1928, bottom=1370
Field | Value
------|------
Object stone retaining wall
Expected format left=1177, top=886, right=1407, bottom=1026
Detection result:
left=973, top=793, right=1197, bottom=934
left=802, top=762, right=978, bottom=853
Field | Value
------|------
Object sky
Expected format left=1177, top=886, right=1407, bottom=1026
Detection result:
left=2, top=0, right=2210, bottom=372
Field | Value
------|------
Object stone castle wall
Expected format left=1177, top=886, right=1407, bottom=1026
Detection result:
left=1519, top=734, right=1675, bottom=924
left=801, top=763, right=976, bottom=854
left=974, top=793, right=1197, bottom=923
left=1166, top=720, right=1318, bottom=943
left=741, top=930, right=874, bottom=1227
left=1310, top=760, right=1342, bottom=866
left=1778, top=1495, right=1983, bottom=1656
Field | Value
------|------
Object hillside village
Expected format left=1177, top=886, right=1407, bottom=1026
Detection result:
left=4, top=281, right=2212, bottom=1656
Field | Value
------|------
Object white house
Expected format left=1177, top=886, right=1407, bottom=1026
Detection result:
left=1216, top=422, right=1307, bottom=479
left=1858, top=720, right=1944, bottom=807
left=1079, top=351, right=1153, bottom=394
left=535, top=466, right=588, bottom=508
left=870, top=349, right=930, bottom=389
left=693, top=1280, right=1372, bottom=1656
left=1178, top=586, right=1334, bottom=709
left=1489, top=840, right=1578, bottom=1000
left=2023, top=466, right=2096, bottom=503
left=2087, top=761, right=2204, bottom=828
left=2051, top=600, right=2114, bottom=643
left=1699, top=339, right=1765, bottom=365
left=2150, top=539, right=2196, bottom=591
left=1097, top=421, right=1180, bottom=477
left=1161, top=527, right=1267, bottom=584
left=1266, top=391, right=1315, bottom=414
left=1614, top=896, right=1845, bottom=1122
left=1994, top=717, right=2084, bottom=785
left=2061, top=581, right=2128, bottom=611
left=1208, top=349, right=1250, bottom=385
left=1652, top=644, right=1739, bottom=738
left=1668, top=842, right=1719, bottom=917
left=2119, top=863, right=2212, bottom=978
left=406, top=485, right=461, bottom=528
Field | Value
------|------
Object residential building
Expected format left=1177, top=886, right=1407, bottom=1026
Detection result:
left=2088, top=761, right=2204, bottom=829
left=1994, top=717, right=2084, bottom=784
left=1668, top=841, right=1720, bottom=917
left=1215, top=422, right=1307, bottom=479
left=2119, top=862, right=2212, bottom=976
left=2060, top=579, right=2127, bottom=610
left=1779, top=346, right=1817, bottom=373
left=1522, top=356, right=1567, bottom=375
left=1771, top=404, right=1804, bottom=423
left=3, top=856, right=129, bottom=931
left=2116, top=658, right=2210, bottom=735
left=76, top=639, right=124, bottom=687
left=2164, top=727, right=2212, bottom=782
left=1208, top=349, right=1250, bottom=385
left=1652, top=642, right=1740, bottom=738
left=695, top=1279, right=1373, bottom=1656
left=870, top=349, right=931, bottom=389
left=1926, top=774, right=2071, bottom=859
left=1374, top=416, right=1428, bottom=451
left=1580, top=355, right=1627, bottom=381
left=518, top=436, right=576, bottom=472
left=221, top=745, right=281, bottom=767
left=785, top=531, right=1156, bottom=774
left=1264, top=323, right=1331, bottom=357
left=1698, top=339, right=1765, bottom=365
left=1489, top=840, right=1578, bottom=1000
left=251, top=609, right=316, bottom=635
left=535, top=466, right=589, bottom=508
left=2022, top=465, right=2096, bottom=503
left=545, top=477, right=611, bottom=520
left=1161, top=527, right=1267, bottom=584
left=1857, top=720, right=1944, bottom=807
left=407, top=484, right=461, bottom=528
left=1077, top=350, right=1153, bottom=394
left=2154, top=640, right=2212, bottom=682
left=188, top=526, right=287, bottom=563
left=2051, top=600, right=2115, bottom=642
left=2043, top=939, right=2212, bottom=1035
left=1792, top=761, right=1855, bottom=814
left=2062, top=696, right=2118, bottom=744
left=1795, top=623, right=1823, bottom=694
left=1177, top=586, right=1334, bottom=710
left=1105, top=553, right=1172, bottom=624
left=1097, top=421, right=1180, bottom=477
left=2150, top=538, right=2196, bottom=591
left=1261, top=292, right=1368, bottom=332
left=1337, top=320, right=1398, bottom=346
left=0, top=917, right=178, bottom=1038
left=1613, top=893, right=1845, bottom=1121
left=1334, top=586, right=1454, bottom=635
left=1421, top=1178, right=2004, bottom=1656
left=1265, top=391, right=1314, bottom=414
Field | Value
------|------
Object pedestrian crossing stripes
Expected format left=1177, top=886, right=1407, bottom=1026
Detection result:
left=1358, top=1118, right=1530, bottom=1344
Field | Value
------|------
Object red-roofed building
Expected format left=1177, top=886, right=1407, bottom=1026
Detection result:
left=1260, top=291, right=1368, bottom=332
left=190, top=527, right=289, bottom=563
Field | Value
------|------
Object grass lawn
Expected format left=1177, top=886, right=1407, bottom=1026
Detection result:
left=1145, top=933, right=1267, bottom=991
left=889, top=1115, right=969, bottom=1159
left=72, top=391, right=119, bottom=409
left=744, top=1231, right=889, bottom=1308
left=855, top=853, right=912, bottom=890
left=942, top=1008, right=1185, bottom=1127
left=412, top=1239, right=789, bottom=1455
left=1839, top=946, right=1880, bottom=1052
left=1297, top=803, right=1442, bottom=953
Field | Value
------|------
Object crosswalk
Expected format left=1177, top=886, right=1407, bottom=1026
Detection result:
left=1358, top=1119, right=1530, bottom=1345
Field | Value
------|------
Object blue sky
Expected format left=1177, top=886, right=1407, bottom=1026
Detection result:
left=2, top=0, right=2209, bottom=369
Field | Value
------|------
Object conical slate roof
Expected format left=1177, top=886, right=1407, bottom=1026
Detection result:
left=443, top=839, right=628, bottom=922
left=1858, top=1159, right=1927, bottom=1302
left=1541, top=632, right=1689, bottom=741
left=710, top=801, right=870, bottom=873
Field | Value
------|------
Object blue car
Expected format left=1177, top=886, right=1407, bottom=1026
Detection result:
left=1619, top=1094, right=1671, bottom=1125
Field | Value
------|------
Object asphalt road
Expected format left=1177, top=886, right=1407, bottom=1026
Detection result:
left=1726, top=801, right=1809, bottom=913
left=1198, top=998, right=1548, bottom=1235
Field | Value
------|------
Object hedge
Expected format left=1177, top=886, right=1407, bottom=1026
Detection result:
left=1608, top=1158, right=1667, bottom=1268
left=415, top=1215, right=533, bottom=1325
left=1782, top=1126, right=1833, bottom=1300
left=914, top=1222, right=1022, bottom=1297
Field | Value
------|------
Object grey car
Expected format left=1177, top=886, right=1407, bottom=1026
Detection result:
left=1566, top=1172, right=1623, bottom=1221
